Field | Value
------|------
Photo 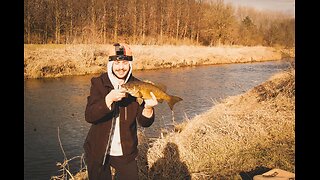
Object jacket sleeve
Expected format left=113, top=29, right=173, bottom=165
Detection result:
left=85, top=77, right=115, bottom=124
left=136, top=102, right=155, bottom=127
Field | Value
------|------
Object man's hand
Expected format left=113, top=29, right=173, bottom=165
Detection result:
left=105, top=88, right=126, bottom=108
left=144, top=92, right=158, bottom=109
left=142, top=92, right=158, bottom=118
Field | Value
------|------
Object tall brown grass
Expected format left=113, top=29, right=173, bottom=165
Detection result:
left=24, top=44, right=292, bottom=79
left=145, top=68, right=294, bottom=179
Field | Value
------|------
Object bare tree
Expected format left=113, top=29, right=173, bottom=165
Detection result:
left=24, top=0, right=294, bottom=46
left=53, top=0, right=61, bottom=44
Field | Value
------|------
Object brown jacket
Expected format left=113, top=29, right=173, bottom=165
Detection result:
left=83, top=73, right=155, bottom=165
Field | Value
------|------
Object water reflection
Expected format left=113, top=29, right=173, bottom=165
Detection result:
left=24, top=60, right=291, bottom=180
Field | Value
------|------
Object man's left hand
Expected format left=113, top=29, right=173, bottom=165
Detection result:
left=144, top=92, right=158, bottom=109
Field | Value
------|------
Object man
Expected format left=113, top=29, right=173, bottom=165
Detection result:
left=83, top=43, right=158, bottom=180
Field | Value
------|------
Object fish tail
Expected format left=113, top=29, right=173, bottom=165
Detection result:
left=167, top=95, right=183, bottom=110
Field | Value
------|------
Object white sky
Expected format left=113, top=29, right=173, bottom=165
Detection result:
left=223, top=0, right=295, bottom=17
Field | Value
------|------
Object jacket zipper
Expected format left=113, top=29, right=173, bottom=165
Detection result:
left=102, top=104, right=117, bottom=166
left=125, top=107, right=127, bottom=120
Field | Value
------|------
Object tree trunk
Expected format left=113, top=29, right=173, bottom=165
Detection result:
left=133, top=0, right=137, bottom=43
left=176, top=19, right=180, bottom=40
left=114, top=0, right=119, bottom=42
left=142, top=1, right=146, bottom=41
left=54, top=0, right=61, bottom=44
left=102, top=1, right=107, bottom=44
left=26, top=11, right=31, bottom=44
left=91, top=0, right=96, bottom=43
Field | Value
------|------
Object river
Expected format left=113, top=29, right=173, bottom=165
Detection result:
left=24, top=60, right=292, bottom=180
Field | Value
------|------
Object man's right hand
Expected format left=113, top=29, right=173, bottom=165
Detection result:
left=105, top=89, right=126, bottom=108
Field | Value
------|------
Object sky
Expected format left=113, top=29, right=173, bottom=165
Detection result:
left=223, top=0, right=295, bottom=17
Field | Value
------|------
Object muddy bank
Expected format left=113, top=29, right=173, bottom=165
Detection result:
left=24, top=44, right=294, bottom=79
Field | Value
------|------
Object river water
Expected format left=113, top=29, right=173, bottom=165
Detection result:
left=24, top=60, right=292, bottom=180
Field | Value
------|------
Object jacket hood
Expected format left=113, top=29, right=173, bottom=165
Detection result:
left=107, top=61, right=133, bottom=89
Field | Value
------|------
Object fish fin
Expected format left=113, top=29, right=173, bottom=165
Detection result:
left=132, top=91, right=142, bottom=98
left=155, top=82, right=167, bottom=92
left=143, top=79, right=167, bottom=92
left=136, top=97, right=144, bottom=105
left=142, top=79, right=155, bottom=85
left=167, top=95, right=183, bottom=110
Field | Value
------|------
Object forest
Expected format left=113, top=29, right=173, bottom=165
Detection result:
left=24, top=0, right=294, bottom=47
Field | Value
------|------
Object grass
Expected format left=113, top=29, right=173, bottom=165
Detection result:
left=24, top=44, right=293, bottom=79
left=145, top=67, right=295, bottom=179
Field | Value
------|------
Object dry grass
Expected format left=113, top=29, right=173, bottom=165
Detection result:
left=67, top=67, right=294, bottom=179
left=24, top=44, right=293, bottom=79
left=51, top=127, right=87, bottom=180
left=145, top=68, right=295, bottom=179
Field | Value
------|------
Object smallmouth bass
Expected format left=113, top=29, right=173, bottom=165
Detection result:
left=122, top=80, right=183, bottom=110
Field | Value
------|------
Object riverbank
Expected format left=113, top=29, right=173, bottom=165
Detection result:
left=24, top=44, right=294, bottom=79
left=144, top=68, right=295, bottom=179
left=53, top=66, right=294, bottom=179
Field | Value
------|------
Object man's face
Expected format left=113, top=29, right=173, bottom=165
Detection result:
left=112, top=60, right=130, bottom=79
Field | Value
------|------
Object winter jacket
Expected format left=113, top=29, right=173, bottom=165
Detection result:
left=83, top=72, right=155, bottom=166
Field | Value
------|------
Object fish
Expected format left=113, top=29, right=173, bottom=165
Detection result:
left=122, top=80, right=183, bottom=110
